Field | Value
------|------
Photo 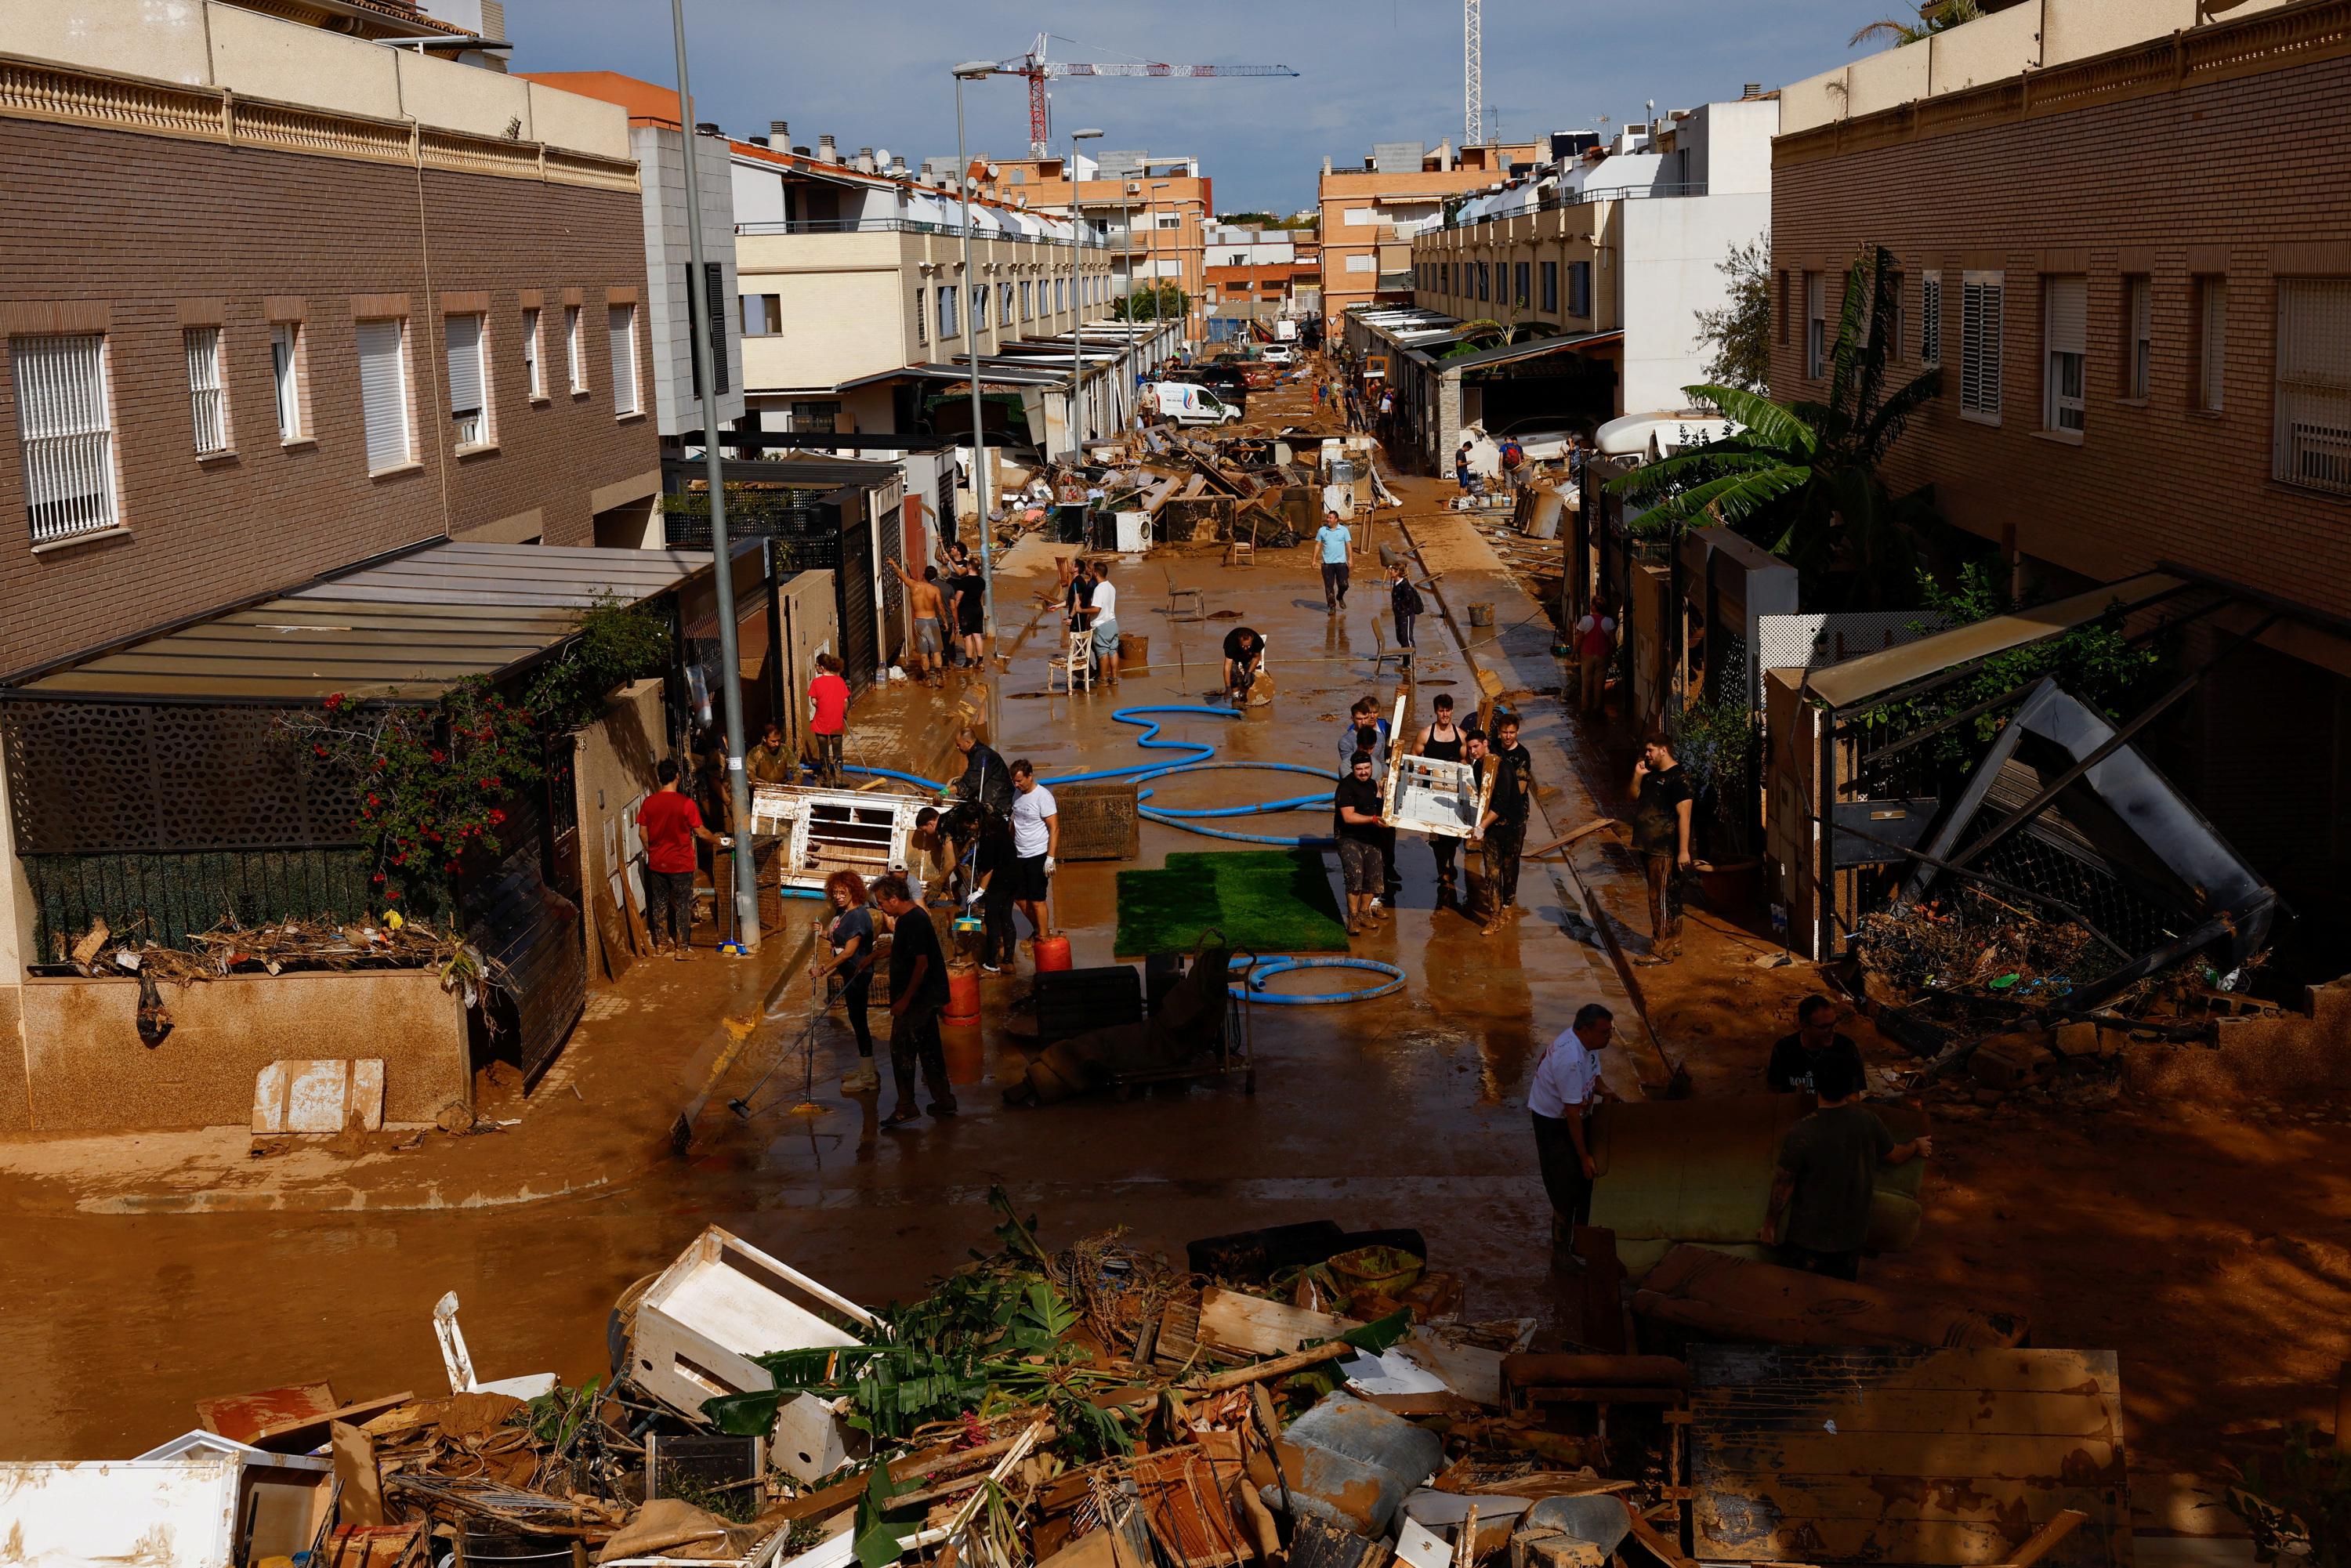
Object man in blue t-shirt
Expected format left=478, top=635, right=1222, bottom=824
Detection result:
left=1315, top=511, right=1353, bottom=614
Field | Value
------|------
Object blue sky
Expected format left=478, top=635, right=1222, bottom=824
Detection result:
left=516, top=0, right=1910, bottom=214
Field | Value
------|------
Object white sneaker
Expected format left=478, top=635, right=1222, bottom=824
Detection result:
left=840, top=1061, right=880, bottom=1094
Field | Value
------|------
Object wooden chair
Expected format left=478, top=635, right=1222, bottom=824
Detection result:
left=1048, top=630, right=1095, bottom=693
left=1367, top=617, right=1405, bottom=679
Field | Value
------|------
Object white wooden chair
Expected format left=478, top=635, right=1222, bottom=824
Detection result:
left=1048, top=629, right=1096, bottom=693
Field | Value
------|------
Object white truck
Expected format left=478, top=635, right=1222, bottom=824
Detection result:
left=1144, top=380, right=1244, bottom=426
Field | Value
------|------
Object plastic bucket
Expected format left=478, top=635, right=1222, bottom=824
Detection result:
left=1033, top=934, right=1073, bottom=973
left=945, top=968, right=982, bottom=1023
left=1118, top=632, right=1150, bottom=668
left=1468, top=602, right=1494, bottom=628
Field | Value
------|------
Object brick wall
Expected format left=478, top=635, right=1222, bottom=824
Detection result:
left=0, top=117, right=658, bottom=678
left=1768, top=43, right=2351, bottom=625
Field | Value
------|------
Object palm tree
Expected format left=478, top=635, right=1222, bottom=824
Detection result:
left=1607, top=244, right=1941, bottom=610
left=1851, top=0, right=1983, bottom=49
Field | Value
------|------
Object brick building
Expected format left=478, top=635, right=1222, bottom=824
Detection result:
left=1317, top=140, right=1540, bottom=331
left=1768, top=0, right=2351, bottom=947
left=0, top=0, right=659, bottom=683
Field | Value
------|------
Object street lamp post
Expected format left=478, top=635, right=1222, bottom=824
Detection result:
left=1150, top=180, right=1168, bottom=361
left=668, top=0, right=757, bottom=950
left=1067, top=128, right=1102, bottom=454
left=951, top=61, right=1003, bottom=748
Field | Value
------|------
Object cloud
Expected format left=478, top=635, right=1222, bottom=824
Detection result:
left=515, top=0, right=1915, bottom=213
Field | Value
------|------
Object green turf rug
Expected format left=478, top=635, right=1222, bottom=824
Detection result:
left=1115, top=848, right=1349, bottom=957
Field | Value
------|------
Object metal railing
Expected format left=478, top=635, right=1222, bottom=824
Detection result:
left=736, top=217, right=1105, bottom=248
left=1445, top=180, right=1708, bottom=230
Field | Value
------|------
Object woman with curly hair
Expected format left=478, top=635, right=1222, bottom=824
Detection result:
left=813, top=869, right=880, bottom=1092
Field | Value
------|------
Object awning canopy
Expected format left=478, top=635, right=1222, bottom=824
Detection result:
left=10, top=541, right=759, bottom=704
left=1806, top=571, right=2190, bottom=711
left=1442, top=328, right=1622, bottom=375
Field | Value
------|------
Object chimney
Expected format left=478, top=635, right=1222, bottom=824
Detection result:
left=1743, top=82, right=1762, bottom=98
left=748, top=135, right=770, bottom=147
left=694, top=121, right=720, bottom=136
left=856, top=147, right=875, bottom=172
left=770, top=118, right=789, bottom=142
left=817, top=132, right=839, bottom=163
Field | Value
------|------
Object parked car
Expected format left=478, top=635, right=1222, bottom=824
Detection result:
left=1487, top=414, right=1590, bottom=463
left=1259, top=343, right=1295, bottom=364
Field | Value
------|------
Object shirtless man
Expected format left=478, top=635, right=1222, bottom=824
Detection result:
left=891, top=559, right=951, bottom=686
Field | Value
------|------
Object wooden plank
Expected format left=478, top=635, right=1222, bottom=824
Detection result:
left=1699, top=1432, right=2120, bottom=1476
left=197, top=1381, right=338, bottom=1444
left=1196, top=1287, right=1357, bottom=1359
left=1687, top=1388, right=2118, bottom=1439
left=1690, top=1472, right=2125, bottom=1524
left=1692, top=1346, right=2118, bottom=1397
left=252, top=1391, right=415, bottom=1454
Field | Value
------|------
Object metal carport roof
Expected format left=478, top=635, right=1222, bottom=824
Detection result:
left=9, top=540, right=757, bottom=704
left=1440, top=328, right=1623, bottom=374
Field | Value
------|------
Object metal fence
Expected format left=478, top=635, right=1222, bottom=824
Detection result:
left=24, top=846, right=374, bottom=964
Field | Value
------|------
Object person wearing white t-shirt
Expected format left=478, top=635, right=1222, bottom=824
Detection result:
left=1085, top=565, right=1121, bottom=686
left=1528, top=1002, right=1619, bottom=1241
left=1009, top=759, right=1060, bottom=951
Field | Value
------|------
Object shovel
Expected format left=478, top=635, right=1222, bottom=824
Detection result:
left=1534, top=818, right=1693, bottom=1100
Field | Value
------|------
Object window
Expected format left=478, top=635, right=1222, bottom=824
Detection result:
left=1919, top=271, right=1942, bottom=366
left=1000, top=281, right=1016, bottom=324
left=608, top=303, right=639, bottom=417
left=1056, top=277, right=1067, bottom=314
left=180, top=325, right=230, bottom=456
left=1568, top=260, right=1592, bottom=318
left=973, top=283, right=987, bottom=329
left=741, top=294, right=781, bottom=337
left=1960, top=272, right=2003, bottom=422
left=686, top=263, right=727, bottom=399
left=1515, top=261, right=1530, bottom=309
left=1804, top=271, right=1826, bottom=379
left=564, top=304, right=585, bottom=393
left=1020, top=281, right=1033, bottom=320
left=521, top=307, right=544, bottom=400
left=1344, top=208, right=1375, bottom=226
left=915, top=286, right=928, bottom=346
left=9, top=332, right=118, bottom=541
left=1344, top=254, right=1375, bottom=274
left=356, top=317, right=415, bottom=472
left=2195, top=276, right=2227, bottom=412
left=2273, top=277, right=2351, bottom=494
left=1476, top=261, right=1490, bottom=302
left=445, top=313, right=491, bottom=447
left=938, top=284, right=958, bottom=339
left=271, top=321, right=308, bottom=440
left=2122, top=277, right=2151, bottom=400
left=1541, top=259, right=1558, bottom=313
left=2041, top=275, right=2085, bottom=436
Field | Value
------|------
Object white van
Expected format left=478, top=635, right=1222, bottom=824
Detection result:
left=1145, top=380, right=1243, bottom=426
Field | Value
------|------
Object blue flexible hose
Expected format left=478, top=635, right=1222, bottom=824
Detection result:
left=1228, top=954, right=1405, bottom=1004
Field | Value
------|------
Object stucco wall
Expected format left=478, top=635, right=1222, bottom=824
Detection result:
left=208, top=3, right=405, bottom=120
left=572, top=679, right=665, bottom=974
left=10, top=969, right=468, bottom=1132
left=1621, top=191, right=1770, bottom=415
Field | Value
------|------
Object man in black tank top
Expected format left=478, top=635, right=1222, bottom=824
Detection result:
left=1415, top=694, right=1469, bottom=893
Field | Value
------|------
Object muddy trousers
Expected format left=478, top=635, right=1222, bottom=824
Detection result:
left=646, top=868, right=695, bottom=946
left=1531, top=1110, right=1593, bottom=1229
left=839, top=970, right=874, bottom=1058
left=1431, top=834, right=1460, bottom=882
left=1321, top=562, right=1350, bottom=608
left=1483, top=820, right=1525, bottom=907
left=1642, top=852, right=1683, bottom=956
left=889, top=1002, right=955, bottom=1111
left=811, top=731, right=843, bottom=784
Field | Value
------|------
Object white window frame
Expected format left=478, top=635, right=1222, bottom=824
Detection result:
left=1919, top=270, right=1942, bottom=367
left=2041, top=276, right=2086, bottom=439
left=2196, top=276, right=2227, bottom=413
left=939, top=284, right=959, bottom=339
left=10, top=331, right=120, bottom=543
left=355, top=316, right=417, bottom=474
left=608, top=302, right=640, bottom=418
left=973, top=283, right=988, bottom=331
left=184, top=324, right=230, bottom=456
left=564, top=303, right=586, bottom=395
left=1804, top=271, right=1826, bottom=380
left=1960, top=270, right=2004, bottom=425
left=445, top=312, right=492, bottom=448
left=2273, top=277, right=2351, bottom=496
left=521, top=306, right=545, bottom=400
left=270, top=320, right=309, bottom=442
left=1000, top=281, right=1015, bottom=324
left=2123, top=277, right=2151, bottom=401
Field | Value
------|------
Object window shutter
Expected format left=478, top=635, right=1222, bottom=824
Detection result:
left=185, top=326, right=227, bottom=454
left=1961, top=277, right=2001, bottom=416
left=1920, top=273, right=1942, bottom=365
left=446, top=314, right=484, bottom=415
left=273, top=323, right=302, bottom=438
left=2045, top=277, right=2086, bottom=356
left=2274, top=277, right=2351, bottom=493
left=357, top=318, right=411, bottom=471
left=2201, top=281, right=2228, bottom=411
left=11, top=332, right=118, bottom=541
left=609, top=304, right=639, bottom=415
left=706, top=262, right=729, bottom=395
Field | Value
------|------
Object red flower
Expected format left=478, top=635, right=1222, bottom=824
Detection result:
left=429, top=748, right=447, bottom=764
left=324, top=693, right=344, bottom=712
left=313, top=742, right=329, bottom=758
left=446, top=860, right=462, bottom=873
left=386, top=889, right=401, bottom=901
left=372, top=872, right=386, bottom=885
left=372, top=757, right=388, bottom=772
left=366, top=793, right=380, bottom=808
left=479, top=778, right=495, bottom=790
left=487, top=807, right=506, bottom=826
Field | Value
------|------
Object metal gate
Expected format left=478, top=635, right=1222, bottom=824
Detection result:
left=836, top=513, right=878, bottom=690
left=875, top=487, right=904, bottom=672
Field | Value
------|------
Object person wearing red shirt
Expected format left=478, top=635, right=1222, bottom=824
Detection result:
left=808, top=653, right=851, bottom=785
left=637, top=758, right=730, bottom=959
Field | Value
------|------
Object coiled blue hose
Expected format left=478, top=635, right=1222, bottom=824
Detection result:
left=1229, top=954, right=1406, bottom=1004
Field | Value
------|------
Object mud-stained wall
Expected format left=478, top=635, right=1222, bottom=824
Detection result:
left=11, top=970, right=466, bottom=1132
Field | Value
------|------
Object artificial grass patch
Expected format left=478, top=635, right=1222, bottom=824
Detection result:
left=1115, top=848, right=1349, bottom=958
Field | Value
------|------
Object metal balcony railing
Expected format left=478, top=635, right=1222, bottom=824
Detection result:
left=736, top=217, right=1107, bottom=248
left=1444, top=180, right=1708, bottom=230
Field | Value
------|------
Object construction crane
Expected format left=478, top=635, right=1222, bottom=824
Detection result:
left=987, top=33, right=1299, bottom=158
left=1463, top=0, right=1482, bottom=148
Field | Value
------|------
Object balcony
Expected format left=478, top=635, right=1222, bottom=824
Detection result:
left=736, top=217, right=1104, bottom=248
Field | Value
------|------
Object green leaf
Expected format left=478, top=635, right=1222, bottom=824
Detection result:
left=1336, top=1309, right=1414, bottom=1353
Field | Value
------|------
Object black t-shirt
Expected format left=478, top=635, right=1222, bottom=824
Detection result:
left=1632, top=763, right=1694, bottom=854
left=1223, top=628, right=1262, bottom=662
left=828, top=905, right=876, bottom=977
left=887, top=904, right=951, bottom=1009
left=1390, top=578, right=1424, bottom=617
left=1332, top=774, right=1386, bottom=843
left=1487, top=744, right=1534, bottom=825
left=1777, top=1103, right=1896, bottom=1254
left=952, top=573, right=987, bottom=632
left=975, top=817, right=1018, bottom=905
left=1767, top=1031, right=1864, bottom=1093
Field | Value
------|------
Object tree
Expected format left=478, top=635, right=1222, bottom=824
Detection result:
left=1851, top=0, right=1982, bottom=48
left=1693, top=235, right=1771, bottom=392
left=1609, top=244, right=1941, bottom=610
left=1110, top=282, right=1190, bottom=322
left=1219, top=212, right=1277, bottom=228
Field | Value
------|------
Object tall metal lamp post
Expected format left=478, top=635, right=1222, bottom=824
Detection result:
left=668, top=0, right=757, bottom=949
left=1066, top=127, right=1102, bottom=454
left=952, top=60, right=1005, bottom=747
left=1149, top=179, right=1169, bottom=360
